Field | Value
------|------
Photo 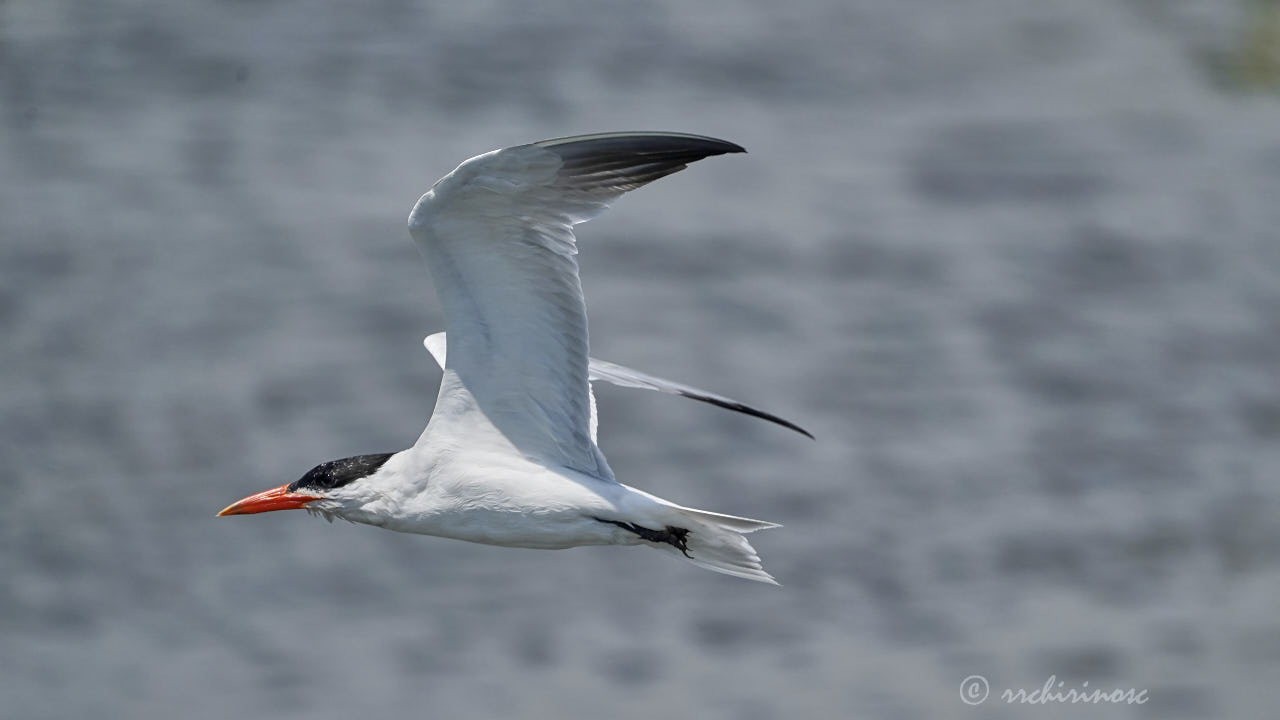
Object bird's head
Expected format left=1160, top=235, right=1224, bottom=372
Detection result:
left=217, top=453, right=396, bottom=520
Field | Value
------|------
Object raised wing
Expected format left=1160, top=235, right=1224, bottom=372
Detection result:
left=423, top=333, right=812, bottom=440
left=424, top=332, right=606, bottom=442
left=408, top=133, right=744, bottom=478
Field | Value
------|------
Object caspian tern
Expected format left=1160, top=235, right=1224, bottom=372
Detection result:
left=218, top=132, right=807, bottom=584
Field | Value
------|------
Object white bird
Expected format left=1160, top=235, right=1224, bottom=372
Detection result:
left=218, top=132, right=808, bottom=583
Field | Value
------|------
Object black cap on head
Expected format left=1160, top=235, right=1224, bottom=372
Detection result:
left=288, top=453, right=395, bottom=492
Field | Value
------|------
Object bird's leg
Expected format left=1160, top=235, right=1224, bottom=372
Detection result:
left=593, top=518, right=692, bottom=558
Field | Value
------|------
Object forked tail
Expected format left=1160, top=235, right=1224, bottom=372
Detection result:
left=664, top=505, right=780, bottom=585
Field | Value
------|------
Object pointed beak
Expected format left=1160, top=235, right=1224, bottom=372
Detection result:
left=217, top=484, right=323, bottom=516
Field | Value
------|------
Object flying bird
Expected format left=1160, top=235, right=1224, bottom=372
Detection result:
left=218, top=132, right=808, bottom=583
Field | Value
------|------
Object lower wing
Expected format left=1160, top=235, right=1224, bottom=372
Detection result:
left=424, top=333, right=812, bottom=441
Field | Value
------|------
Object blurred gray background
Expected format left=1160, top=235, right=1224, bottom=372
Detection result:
left=3, top=1, right=1279, bottom=718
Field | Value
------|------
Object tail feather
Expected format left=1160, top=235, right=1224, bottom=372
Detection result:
left=676, top=505, right=780, bottom=534
left=665, top=505, right=781, bottom=585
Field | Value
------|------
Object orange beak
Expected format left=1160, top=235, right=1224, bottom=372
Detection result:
left=217, top=484, right=324, bottom=516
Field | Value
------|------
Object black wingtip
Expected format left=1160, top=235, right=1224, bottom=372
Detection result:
left=677, top=391, right=815, bottom=439
left=535, top=131, right=746, bottom=159
left=534, top=132, right=746, bottom=193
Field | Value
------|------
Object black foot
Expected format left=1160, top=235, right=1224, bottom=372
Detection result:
left=593, top=517, right=692, bottom=558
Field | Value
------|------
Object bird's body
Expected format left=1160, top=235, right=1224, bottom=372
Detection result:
left=219, top=132, right=807, bottom=583
left=313, top=448, right=628, bottom=550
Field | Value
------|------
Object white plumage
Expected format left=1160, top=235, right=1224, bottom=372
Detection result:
left=220, top=133, right=807, bottom=584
